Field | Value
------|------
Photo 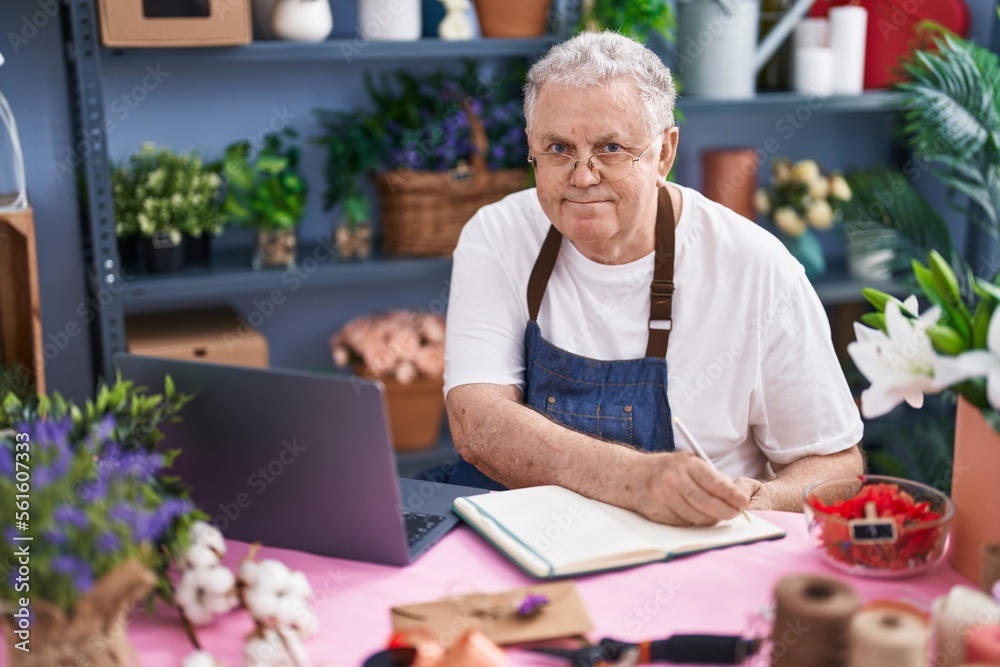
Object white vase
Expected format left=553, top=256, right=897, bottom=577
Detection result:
left=359, top=0, right=421, bottom=41
left=271, top=0, right=334, bottom=42
left=847, top=248, right=893, bottom=282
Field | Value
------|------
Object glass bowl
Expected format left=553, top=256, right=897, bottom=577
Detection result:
left=803, top=474, right=954, bottom=578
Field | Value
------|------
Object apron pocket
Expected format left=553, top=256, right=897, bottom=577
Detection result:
left=544, top=395, right=634, bottom=446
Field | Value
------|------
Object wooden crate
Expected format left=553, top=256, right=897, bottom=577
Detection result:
left=0, top=207, right=44, bottom=395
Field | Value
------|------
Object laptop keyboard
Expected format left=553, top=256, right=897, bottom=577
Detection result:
left=403, top=510, right=447, bottom=547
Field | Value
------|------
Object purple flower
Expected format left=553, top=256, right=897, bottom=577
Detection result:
left=517, top=593, right=549, bottom=617
left=90, top=415, right=117, bottom=446
left=147, top=497, right=193, bottom=541
left=55, top=505, right=89, bottom=529
left=43, top=527, right=67, bottom=545
left=4, top=525, right=21, bottom=545
left=77, top=474, right=109, bottom=503
left=96, top=532, right=121, bottom=554
left=52, top=555, right=94, bottom=594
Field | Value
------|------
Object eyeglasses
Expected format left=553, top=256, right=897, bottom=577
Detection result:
left=527, top=135, right=662, bottom=183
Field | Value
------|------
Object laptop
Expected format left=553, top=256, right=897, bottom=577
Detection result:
left=113, top=353, right=487, bottom=566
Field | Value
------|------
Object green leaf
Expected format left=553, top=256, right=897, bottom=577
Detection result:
left=971, top=296, right=995, bottom=349
left=862, top=287, right=896, bottom=313
left=860, top=312, right=886, bottom=331
left=927, top=324, right=968, bottom=355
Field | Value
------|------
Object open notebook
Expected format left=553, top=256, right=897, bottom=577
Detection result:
left=453, top=485, right=786, bottom=579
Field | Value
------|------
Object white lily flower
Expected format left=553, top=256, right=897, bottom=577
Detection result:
left=848, top=298, right=982, bottom=418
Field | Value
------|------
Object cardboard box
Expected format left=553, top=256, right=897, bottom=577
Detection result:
left=0, top=207, right=44, bottom=395
left=126, top=308, right=268, bottom=368
left=98, top=0, right=252, bottom=48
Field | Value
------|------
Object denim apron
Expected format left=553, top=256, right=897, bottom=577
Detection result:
left=446, top=187, right=677, bottom=490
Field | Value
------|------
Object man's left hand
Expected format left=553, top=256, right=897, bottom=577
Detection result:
left=734, top=477, right=772, bottom=511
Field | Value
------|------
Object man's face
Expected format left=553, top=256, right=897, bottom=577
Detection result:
left=527, top=81, right=677, bottom=264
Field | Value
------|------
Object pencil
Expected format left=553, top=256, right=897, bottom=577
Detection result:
left=672, top=416, right=752, bottom=522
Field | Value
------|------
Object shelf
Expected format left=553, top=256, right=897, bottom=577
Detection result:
left=812, top=264, right=908, bottom=306
left=101, top=36, right=562, bottom=64
left=120, top=243, right=453, bottom=307
left=678, top=90, right=904, bottom=115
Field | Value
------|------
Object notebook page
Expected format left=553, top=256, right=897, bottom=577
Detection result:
left=596, top=501, right=786, bottom=555
left=460, top=486, right=664, bottom=574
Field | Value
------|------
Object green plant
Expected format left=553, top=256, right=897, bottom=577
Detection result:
left=217, top=129, right=308, bottom=233
left=576, top=0, right=676, bottom=44
left=0, top=365, right=34, bottom=406
left=112, top=142, right=224, bottom=243
left=839, top=26, right=1000, bottom=280
left=0, top=376, right=203, bottom=612
left=896, top=24, right=1000, bottom=238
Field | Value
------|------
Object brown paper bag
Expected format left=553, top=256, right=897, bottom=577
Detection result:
left=391, top=581, right=592, bottom=647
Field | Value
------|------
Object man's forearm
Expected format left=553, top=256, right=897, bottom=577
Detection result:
left=447, top=384, right=646, bottom=508
left=757, top=445, right=864, bottom=511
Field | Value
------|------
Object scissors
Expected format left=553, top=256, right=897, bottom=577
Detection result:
left=526, top=634, right=762, bottom=666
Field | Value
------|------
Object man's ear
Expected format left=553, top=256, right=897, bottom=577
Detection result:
left=657, top=126, right=680, bottom=182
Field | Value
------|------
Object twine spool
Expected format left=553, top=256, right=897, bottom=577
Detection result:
left=847, top=602, right=930, bottom=667
left=771, top=574, right=862, bottom=667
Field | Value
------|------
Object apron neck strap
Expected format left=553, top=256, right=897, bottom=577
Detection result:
left=527, top=225, right=562, bottom=322
left=526, top=187, right=677, bottom=358
left=646, top=186, right=676, bottom=358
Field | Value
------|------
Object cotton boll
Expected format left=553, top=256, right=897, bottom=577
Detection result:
left=183, top=650, right=222, bottom=667
left=179, top=545, right=221, bottom=572
left=274, top=594, right=302, bottom=627
left=238, top=560, right=262, bottom=587
left=244, top=587, right=280, bottom=622
left=244, top=629, right=308, bottom=667
left=189, top=521, right=227, bottom=556
left=287, top=571, right=312, bottom=600
left=290, top=608, right=318, bottom=639
left=255, top=560, right=291, bottom=591
left=204, top=589, right=239, bottom=615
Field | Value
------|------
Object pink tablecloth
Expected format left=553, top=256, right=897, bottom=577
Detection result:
left=17, top=511, right=973, bottom=666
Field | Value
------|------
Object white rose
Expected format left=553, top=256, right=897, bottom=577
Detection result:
left=807, top=199, right=835, bottom=229
left=773, top=206, right=807, bottom=237
left=773, top=160, right=792, bottom=184
left=808, top=177, right=830, bottom=200
left=830, top=175, right=852, bottom=201
left=754, top=189, right=771, bottom=215
left=792, top=160, right=820, bottom=183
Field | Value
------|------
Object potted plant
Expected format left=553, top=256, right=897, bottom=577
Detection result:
left=314, top=65, right=530, bottom=258
left=113, top=143, right=224, bottom=273
left=754, top=157, right=852, bottom=279
left=217, top=128, right=307, bottom=270
left=329, top=309, right=446, bottom=450
left=846, top=24, right=1000, bottom=584
left=0, top=376, right=203, bottom=665
left=576, top=0, right=676, bottom=44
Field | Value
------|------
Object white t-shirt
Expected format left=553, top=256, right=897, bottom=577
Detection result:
left=444, top=185, right=863, bottom=479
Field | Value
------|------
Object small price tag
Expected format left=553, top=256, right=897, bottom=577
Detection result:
left=848, top=501, right=898, bottom=544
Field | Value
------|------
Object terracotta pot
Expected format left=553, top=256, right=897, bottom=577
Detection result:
left=701, top=148, right=759, bottom=222
left=355, top=364, right=445, bottom=451
left=474, top=0, right=551, bottom=37
left=948, top=397, right=1000, bottom=582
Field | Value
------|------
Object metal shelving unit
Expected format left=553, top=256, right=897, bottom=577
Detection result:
left=102, top=36, right=562, bottom=64
left=64, top=3, right=908, bottom=383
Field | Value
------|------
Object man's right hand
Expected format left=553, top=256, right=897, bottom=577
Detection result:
left=630, top=451, right=751, bottom=526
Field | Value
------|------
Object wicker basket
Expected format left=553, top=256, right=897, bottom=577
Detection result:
left=375, top=103, right=531, bottom=257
